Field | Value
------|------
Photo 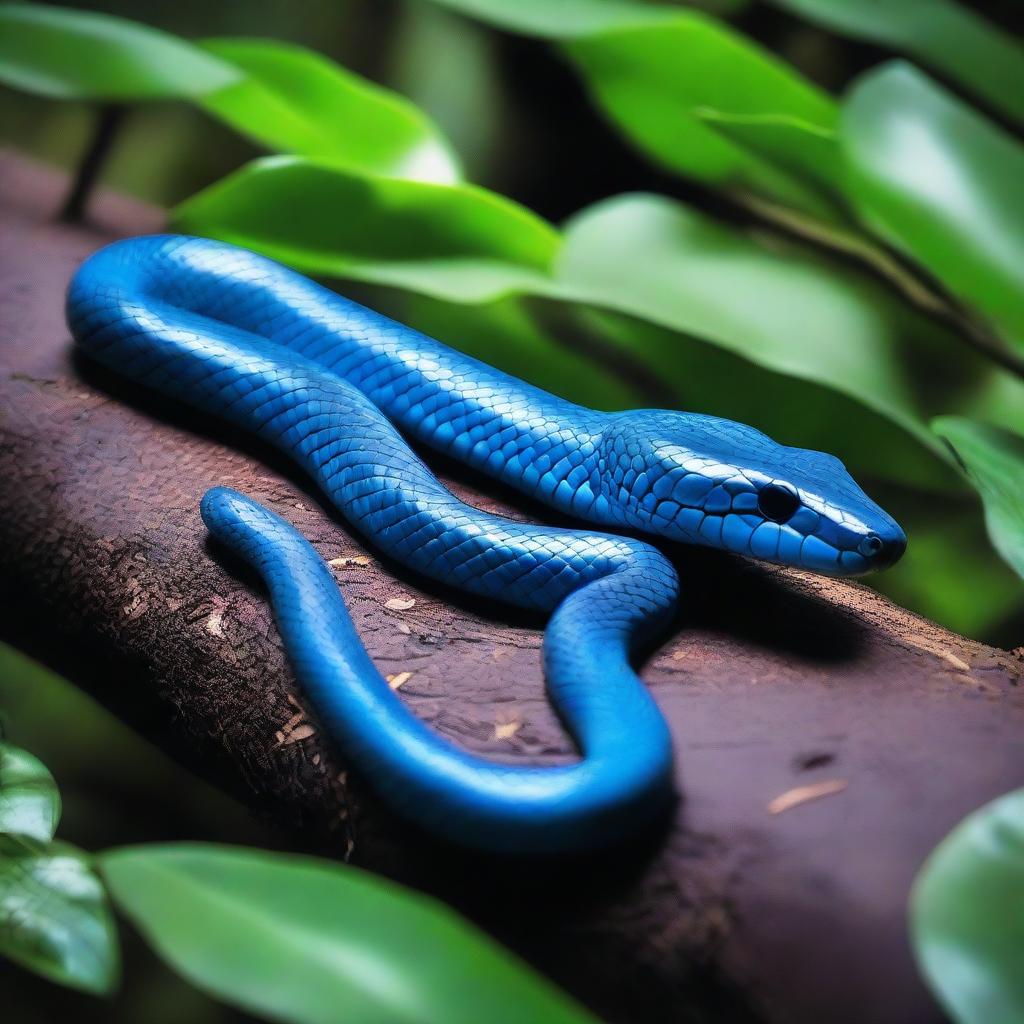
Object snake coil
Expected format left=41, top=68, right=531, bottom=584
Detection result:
left=68, top=235, right=906, bottom=854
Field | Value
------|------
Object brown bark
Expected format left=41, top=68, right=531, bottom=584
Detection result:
left=1, top=150, right=1021, bottom=1024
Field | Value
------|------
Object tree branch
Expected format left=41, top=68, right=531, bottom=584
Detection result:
left=2, top=152, right=1021, bottom=1024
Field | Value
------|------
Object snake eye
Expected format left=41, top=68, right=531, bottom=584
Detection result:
left=757, top=483, right=800, bottom=524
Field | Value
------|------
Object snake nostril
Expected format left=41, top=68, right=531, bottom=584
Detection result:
left=859, top=534, right=884, bottom=558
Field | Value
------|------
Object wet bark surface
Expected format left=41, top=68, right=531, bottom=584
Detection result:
left=1, top=151, right=1021, bottom=1024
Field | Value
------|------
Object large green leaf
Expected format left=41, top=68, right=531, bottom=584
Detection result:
left=911, top=788, right=1024, bottom=1024
left=173, top=156, right=558, bottom=303
left=693, top=109, right=842, bottom=192
left=199, top=39, right=461, bottom=183
left=565, top=19, right=841, bottom=218
left=767, top=0, right=1024, bottom=125
left=841, top=63, right=1024, bottom=355
left=425, top=2, right=840, bottom=218
left=864, top=486, right=1023, bottom=640
left=101, top=843, right=598, bottom=1024
left=0, top=6, right=461, bottom=185
left=0, top=835, right=119, bottom=994
left=0, top=3, right=238, bottom=100
left=557, top=193, right=958, bottom=460
left=418, top=0, right=677, bottom=37
left=933, top=418, right=1024, bottom=582
left=0, top=744, right=60, bottom=843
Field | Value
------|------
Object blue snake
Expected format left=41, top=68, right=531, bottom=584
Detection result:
left=67, top=235, right=906, bottom=854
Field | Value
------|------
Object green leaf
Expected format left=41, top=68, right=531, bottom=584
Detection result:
left=419, top=0, right=677, bottom=37
left=933, top=418, right=1024, bottom=581
left=865, top=486, right=1024, bottom=639
left=911, top=788, right=1024, bottom=1024
left=565, top=19, right=841, bottom=218
left=426, top=2, right=839, bottom=217
left=199, top=38, right=461, bottom=183
left=841, top=63, right=1024, bottom=354
left=767, top=0, right=1024, bottom=125
left=172, top=156, right=559, bottom=303
left=101, top=843, right=598, bottom=1024
left=556, top=192, right=956, bottom=461
left=0, top=835, right=119, bottom=995
left=0, top=2, right=238, bottom=100
left=693, top=109, right=842, bottom=194
left=0, top=743, right=60, bottom=843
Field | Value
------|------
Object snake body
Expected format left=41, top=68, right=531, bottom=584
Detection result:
left=67, top=235, right=906, bottom=853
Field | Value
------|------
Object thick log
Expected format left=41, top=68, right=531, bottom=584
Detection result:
left=1, top=151, right=1021, bottom=1024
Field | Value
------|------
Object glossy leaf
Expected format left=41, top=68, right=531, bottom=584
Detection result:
left=0, top=744, right=60, bottom=843
left=173, top=156, right=558, bottom=303
left=841, top=63, right=1024, bottom=354
left=0, top=835, right=119, bottom=994
left=911, top=788, right=1024, bottom=1024
left=694, top=109, right=841, bottom=195
left=768, top=0, right=1024, bottom=124
left=565, top=20, right=840, bottom=217
left=426, top=2, right=839, bottom=217
left=556, top=192, right=956, bottom=460
left=199, top=38, right=461, bottom=183
left=864, top=487, right=1024, bottom=639
left=933, top=418, right=1024, bottom=581
left=101, top=843, right=598, bottom=1024
left=420, top=0, right=676, bottom=37
left=0, top=3, right=238, bottom=100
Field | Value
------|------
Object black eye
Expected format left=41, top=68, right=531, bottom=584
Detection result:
left=758, top=483, right=800, bottom=523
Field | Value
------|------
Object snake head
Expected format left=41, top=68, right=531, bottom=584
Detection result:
left=596, top=410, right=906, bottom=577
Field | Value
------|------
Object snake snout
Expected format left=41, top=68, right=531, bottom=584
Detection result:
left=867, top=528, right=907, bottom=570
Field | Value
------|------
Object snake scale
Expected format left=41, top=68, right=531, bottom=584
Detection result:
left=67, top=235, right=906, bottom=854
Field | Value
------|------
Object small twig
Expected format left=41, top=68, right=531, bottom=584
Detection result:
left=58, top=103, right=125, bottom=224
left=736, top=191, right=1024, bottom=381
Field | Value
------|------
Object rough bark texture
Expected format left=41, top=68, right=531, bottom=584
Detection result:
left=1, top=151, right=1022, bottom=1024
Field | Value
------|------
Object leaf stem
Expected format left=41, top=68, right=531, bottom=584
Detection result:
left=58, top=103, right=125, bottom=224
left=735, top=190, right=1024, bottom=380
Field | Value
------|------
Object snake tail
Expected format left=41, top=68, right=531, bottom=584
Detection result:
left=202, top=487, right=675, bottom=853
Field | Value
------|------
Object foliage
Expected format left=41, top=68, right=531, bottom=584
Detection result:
left=0, top=3, right=236, bottom=99
left=934, top=418, right=1024, bottom=580
left=197, top=38, right=461, bottom=183
left=102, top=844, right=597, bottom=1024
left=0, top=834, right=119, bottom=995
left=0, top=743, right=60, bottom=842
left=0, top=726, right=598, bottom=1022
left=911, top=788, right=1024, bottom=1024
left=0, top=0, right=1021, bottom=639
left=841, top=63, right=1024, bottom=357
left=0, top=740, right=119, bottom=995
left=765, top=0, right=1024, bottom=124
